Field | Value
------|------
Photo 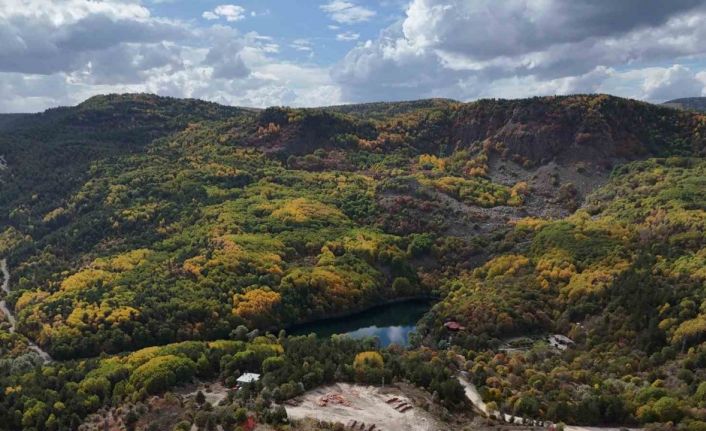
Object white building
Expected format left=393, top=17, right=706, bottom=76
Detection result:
left=548, top=334, right=574, bottom=351
left=236, top=373, right=260, bottom=385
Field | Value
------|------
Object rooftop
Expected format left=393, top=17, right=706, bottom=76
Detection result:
left=236, top=373, right=261, bottom=384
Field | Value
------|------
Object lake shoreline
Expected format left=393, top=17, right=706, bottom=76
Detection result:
left=285, top=295, right=438, bottom=345
left=284, top=295, right=438, bottom=333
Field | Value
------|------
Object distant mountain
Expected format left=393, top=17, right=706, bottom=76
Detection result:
left=663, top=96, right=706, bottom=112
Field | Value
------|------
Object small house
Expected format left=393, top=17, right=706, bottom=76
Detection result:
left=236, top=373, right=261, bottom=387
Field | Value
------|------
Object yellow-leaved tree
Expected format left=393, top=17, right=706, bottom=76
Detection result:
left=233, top=289, right=282, bottom=328
left=353, top=351, right=385, bottom=383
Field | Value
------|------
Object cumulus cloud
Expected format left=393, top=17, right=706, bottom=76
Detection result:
left=641, top=65, right=706, bottom=101
left=0, top=0, right=342, bottom=112
left=1, top=0, right=705, bottom=113
left=75, top=42, right=185, bottom=85
left=0, top=73, right=73, bottom=113
left=204, top=43, right=250, bottom=80
left=0, top=0, right=186, bottom=75
left=320, top=1, right=376, bottom=24
left=332, top=0, right=706, bottom=102
left=202, top=4, right=246, bottom=22
left=400, top=0, right=704, bottom=61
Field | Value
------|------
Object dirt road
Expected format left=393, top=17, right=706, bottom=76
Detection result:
left=0, top=258, right=53, bottom=362
left=457, top=374, right=642, bottom=431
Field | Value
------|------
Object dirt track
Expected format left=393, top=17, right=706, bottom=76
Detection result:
left=0, top=258, right=53, bottom=362
left=458, top=374, right=642, bottom=431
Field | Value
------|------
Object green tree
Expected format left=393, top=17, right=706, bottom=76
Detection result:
left=234, top=407, right=248, bottom=423
left=653, top=397, right=683, bottom=423
left=514, top=395, right=540, bottom=417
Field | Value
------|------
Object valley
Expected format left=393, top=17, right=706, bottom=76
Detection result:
left=0, top=93, right=705, bottom=431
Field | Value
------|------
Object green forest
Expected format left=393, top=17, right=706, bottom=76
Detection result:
left=1, top=93, right=706, bottom=430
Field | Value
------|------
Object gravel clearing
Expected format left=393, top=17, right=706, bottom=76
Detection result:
left=285, top=383, right=446, bottom=431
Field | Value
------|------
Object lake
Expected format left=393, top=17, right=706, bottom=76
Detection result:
left=289, top=299, right=432, bottom=347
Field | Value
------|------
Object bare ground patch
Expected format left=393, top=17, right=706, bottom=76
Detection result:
left=284, top=383, right=449, bottom=431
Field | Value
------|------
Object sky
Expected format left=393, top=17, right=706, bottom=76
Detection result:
left=1, top=0, right=706, bottom=112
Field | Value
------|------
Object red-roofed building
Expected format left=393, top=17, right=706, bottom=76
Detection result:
left=444, top=321, right=465, bottom=331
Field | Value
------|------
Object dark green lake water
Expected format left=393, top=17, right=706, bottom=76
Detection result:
left=289, top=299, right=431, bottom=347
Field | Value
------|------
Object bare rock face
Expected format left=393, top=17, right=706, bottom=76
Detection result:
left=263, top=94, right=704, bottom=179
left=245, top=95, right=704, bottom=237
left=450, top=95, right=704, bottom=166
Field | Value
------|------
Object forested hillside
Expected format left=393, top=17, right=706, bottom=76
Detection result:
left=1, top=93, right=705, bottom=430
left=429, top=157, right=706, bottom=424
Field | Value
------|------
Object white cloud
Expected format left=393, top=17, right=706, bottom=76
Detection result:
left=204, top=43, right=250, bottom=80
left=0, top=0, right=187, bottom=76
left=320, top=1, right=376, bottom=24
left=336, top=31, right=360, bottom=41
left=1, top=0, right=705, bottom=113
left=640, top=65, right=705, bottom=101
left=0, top=73, right=71, bottom=113
left=0, top=1, right=340, bottom=112
left=332, top=0, right=706, bottom=102
left=0, top=0, right=151, bottom=23
left=250, top=9, right=270, bottom=18
left=291, top=39, right=313, bottom=52
left=202, top=4, right=246, bottom=22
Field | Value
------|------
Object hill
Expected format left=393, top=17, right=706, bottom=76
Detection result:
left=0, top=93, right=251, bottom=230
left=663, top=97, right=706, bottom=113
left=1, top=93, right=703, bottom=355
left=0, top=93, right=705, bottom=430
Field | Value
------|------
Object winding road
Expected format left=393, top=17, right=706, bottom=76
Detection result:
left=458, top=374, right=540, bottom=425
left=458, top=373, right=642, bottom=431
left=1, top=258, right=53, bottom=362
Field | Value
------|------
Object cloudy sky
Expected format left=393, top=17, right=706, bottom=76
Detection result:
left=2, top=0, right=706, bottom=112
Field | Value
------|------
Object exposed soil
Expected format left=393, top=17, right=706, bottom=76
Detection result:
left=181, top=381, right=232, bottom=406
left=284, top=383, right=449, bottom=431
left=0, top=259, right=17, bottom=330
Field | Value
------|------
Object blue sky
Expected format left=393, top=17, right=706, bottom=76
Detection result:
left=0, top=0, right=705, bottom=112
left=149, top=0, right=403, bottom=66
